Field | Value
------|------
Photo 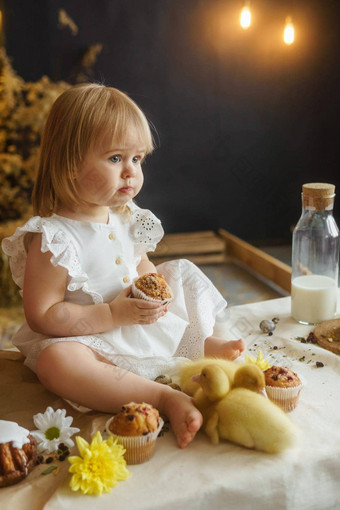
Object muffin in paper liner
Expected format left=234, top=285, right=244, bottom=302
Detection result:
left=264, top=365, right=303, bottom=412
left=131, top=275, right=173, bottom=306
left=105, top=417, right=164, bottom=464
left=265, top=384, right=303, bottom=412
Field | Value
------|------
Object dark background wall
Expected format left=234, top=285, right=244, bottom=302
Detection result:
left=2, top=0, right=340, bottom=243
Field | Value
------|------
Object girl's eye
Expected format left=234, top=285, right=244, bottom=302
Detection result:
left=132, top=156, right=140, bottom=164
left=109, top=155, right=121, bottom=163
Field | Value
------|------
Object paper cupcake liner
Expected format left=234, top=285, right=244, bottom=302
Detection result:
left=105, top=417, right=164, bottom=464
left=131, top=281, right=173, bottom=306
left=265, top=384, right=302, bottom=412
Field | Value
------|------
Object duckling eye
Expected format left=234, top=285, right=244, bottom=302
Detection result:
left=202, top=372, right=207, bottom=377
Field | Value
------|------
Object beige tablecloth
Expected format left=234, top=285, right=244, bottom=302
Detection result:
left=1, top=292, right=340, bottom=510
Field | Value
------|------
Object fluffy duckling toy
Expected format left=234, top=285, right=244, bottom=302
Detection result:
left=195, top=364, right=299, bottom=454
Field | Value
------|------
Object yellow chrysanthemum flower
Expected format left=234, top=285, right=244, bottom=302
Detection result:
left=245, top=350, right=271, bottom=371
left=68, top=431, right=130, bottom=495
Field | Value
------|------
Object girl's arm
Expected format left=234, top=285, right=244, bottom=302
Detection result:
left=23, top=234, right=114, bottom=336
left=24, top=235, right=164, bottom=336
left=137, top=253, right=158, bottom=275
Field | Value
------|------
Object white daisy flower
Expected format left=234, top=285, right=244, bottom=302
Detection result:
left=31, top=407, right=80, bottom=454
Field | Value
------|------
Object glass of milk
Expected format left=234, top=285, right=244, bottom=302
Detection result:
left=291, top=183, right=339, bottom=325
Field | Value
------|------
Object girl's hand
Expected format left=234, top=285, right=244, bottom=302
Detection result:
left=109, top=286, right=167, bottom=326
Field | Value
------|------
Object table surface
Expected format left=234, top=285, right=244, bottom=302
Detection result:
left=1, top=292, right=340, bottom=510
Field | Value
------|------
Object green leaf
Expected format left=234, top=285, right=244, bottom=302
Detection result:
left=41, top=465, right=57, bottom=475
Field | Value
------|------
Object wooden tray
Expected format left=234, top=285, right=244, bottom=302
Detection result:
left=149, top=229, right=292, bottom=293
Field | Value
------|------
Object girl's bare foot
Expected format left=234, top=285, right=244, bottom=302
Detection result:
left=159, top=387, right=203, bottom=448
left=219, top=338, right=245, bottom=360
left=204, top=337, right=245, bottom=360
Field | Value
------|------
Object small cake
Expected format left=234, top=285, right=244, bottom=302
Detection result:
left=0, top=420, right=37, bottom=487
left=106, top=402, right=163, bottom=464
left=264, top=366, right=302, bottom=412
left=109, top=402, right=160, bottom=436
left=313, top=319, right=340, bottom=355
left=132, top=273, right=173, bottom=304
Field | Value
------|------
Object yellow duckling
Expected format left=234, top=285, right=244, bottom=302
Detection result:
left=232, top=363, right=267, bottom=397
left=190, top=361, right=232, bottom=424
left=179, top=357, right=238, bottom=396
left=196, top=364, right=299, bottom=454
left=188, top=361, right=265, bottom=424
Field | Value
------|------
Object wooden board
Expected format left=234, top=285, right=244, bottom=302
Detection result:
left=150, top=231, right=226, bottom=265
left=149, top=229, right=292, bottom=293
left=218, top=229, right=292, bottom=293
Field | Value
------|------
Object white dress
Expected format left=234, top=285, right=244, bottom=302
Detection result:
left=2, top=201, right=227, bottom=380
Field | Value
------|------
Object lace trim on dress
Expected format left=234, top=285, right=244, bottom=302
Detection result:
left=2, top=216, right=103, bottom=304
left=39, top=335, right=189, bottom=380
left=129, top=204, right=164, bottom=257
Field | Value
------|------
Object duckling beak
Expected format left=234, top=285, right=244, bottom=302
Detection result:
left=191, top=374, right=200, bottom=383
left=258, top=388, right=268, bottom=398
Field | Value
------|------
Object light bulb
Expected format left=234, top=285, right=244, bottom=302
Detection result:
left=284, top=17, right=295, bottom=45
left=240, top=3, right=251, bottom=30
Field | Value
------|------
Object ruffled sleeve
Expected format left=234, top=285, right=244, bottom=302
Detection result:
left=2, top=216, right=44, bottom=294
left=1, top=216, right=102, bottom=303
left=128, top=202, right=164, bottom=257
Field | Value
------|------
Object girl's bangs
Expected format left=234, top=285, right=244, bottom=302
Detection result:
left=94, top=101, right=154, bottom=155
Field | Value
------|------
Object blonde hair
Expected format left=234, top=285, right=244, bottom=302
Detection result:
left=32, top=83, right=154, bottom=216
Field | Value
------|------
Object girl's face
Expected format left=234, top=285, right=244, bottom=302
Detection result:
left=75, top=128, right=145, bottom=212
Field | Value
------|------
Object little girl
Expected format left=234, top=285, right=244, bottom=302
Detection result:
left=2, top=84, right=244, bottom=448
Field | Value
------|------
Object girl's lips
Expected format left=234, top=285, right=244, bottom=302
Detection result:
left=119, top=187, right=133, bottom=194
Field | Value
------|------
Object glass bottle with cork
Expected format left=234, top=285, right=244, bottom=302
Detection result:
left=291, top=182, right=339, bottom=324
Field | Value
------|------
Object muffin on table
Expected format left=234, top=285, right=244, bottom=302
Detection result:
left=106, top=402, right=164, bottom=464
left=264, top=366, right=302, bottom=412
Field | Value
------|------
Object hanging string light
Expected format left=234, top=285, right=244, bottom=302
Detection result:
left=240, top=1, right=251, bottom=30
left=283, top=16, right=295, bottom=45
left=0, top=10, right=3, bottom=47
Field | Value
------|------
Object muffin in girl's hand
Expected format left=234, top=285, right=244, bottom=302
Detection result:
left=132, top=273, right=173, bottom=304
left=264, top=366, right=302, bottom=412
left=106, top=402, right=164, bottom=464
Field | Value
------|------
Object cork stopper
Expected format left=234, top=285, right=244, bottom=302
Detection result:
left=302, top=182, right=335, bottom=210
